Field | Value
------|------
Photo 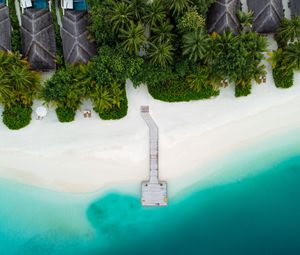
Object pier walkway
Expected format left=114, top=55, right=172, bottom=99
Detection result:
left=141, top=106, right=168, bottom=206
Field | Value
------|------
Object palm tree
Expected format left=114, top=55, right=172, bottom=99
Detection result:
left=127, top=0, right=147, bottom=22
left=0, top=70, right=13, bottom=103
left=237, top=10, right=254, bottom=32
left=119, top=22, right=146, bottom=55
left=282, top=41, right=300, bottom=70
left=108, top=1, right=134, bottom=33
left=151, top=22, right=175, bottom=43
left=167, top=0, right=192, bottom=17
left=187, top=67, right=209, bottom=92
left=275, top=17, right=300, bottom=48
left=182, top=29, right=211, bottom=62
left=148, top=40, right=174, bottom=67
left=144, top=0, right=166, bottom=27
left=268, top=49, right=283, bottom=69
left=92, top=86, right=113, bottom=112
left=111, top=82, right=124, bottom=109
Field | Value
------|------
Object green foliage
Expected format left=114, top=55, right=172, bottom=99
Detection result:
left=275, top=17, right=300, bottom=48
left=237, top=10, right=254, bottom=32
left=192, top=0, right=216, bottom=17
left=273, top=65, right=294, bottom=89
left=144, top=0, right=167, bottom=27
left=8, top=0, right=21, bottom=52
left=150, top=22, right=175, bottom=44
left=2, top=105, right=32, bottom=130
left=177, top=7, right=205, bottom=33
left=186, top=66, right=212, bottom=92
left=88, top=2, right=117, bottom=47
left=108, top=1, right=134, bottom=33
left=127, top=0, right=147, bottom=22
left=182, top=29, right=210, bottom=62
left=89, top=46, right=142, bottom=116
left=55, top=106, right=76, bottom=122
left=97, top=89, right=128, bottom=120
left=90, top=46, right=143, bottom=86
left=51, top=0, right=64, bottom=68
left=148, top=40, right=174, bottom=67
left=42, top=64, right=90, bottom=111
left=235, top=80, right=252, bottom=97
left=139, top=61, right=219, bottom=102
left=0, top=51, right=40, bottom=107
left=210, top=31, right=267, bottom=96
left=282, top=41, right=300, bottom=71
left=166, top=0, right=192, bottom=17
left=119, top=22, right=146, bottom=55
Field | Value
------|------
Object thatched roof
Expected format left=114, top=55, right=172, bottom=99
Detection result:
left=21, top=9, right=56, bottom=70
left=290, top=0, right=300, bottom=18
left=61, top=10, right=96, bottom=64
left=247, top=0, right=284, bottom=33
left=0, top=4, right=12, bottom=51
left=207, top=0, right=241, bottom=34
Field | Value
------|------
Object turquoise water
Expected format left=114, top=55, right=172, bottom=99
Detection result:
left=1, top=130, right=300, bottom=254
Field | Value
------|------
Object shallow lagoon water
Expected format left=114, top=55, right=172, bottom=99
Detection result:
left=1, top=130, right=300, bottom=255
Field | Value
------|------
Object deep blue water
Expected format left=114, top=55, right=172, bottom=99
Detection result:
left=1, top=132, right=300, bottom=255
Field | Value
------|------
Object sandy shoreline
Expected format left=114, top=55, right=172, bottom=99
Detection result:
left=1, top=65, right=300, bottom=194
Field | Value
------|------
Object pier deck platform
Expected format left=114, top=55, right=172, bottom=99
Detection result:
left=141, top=106, right=168, bottom=206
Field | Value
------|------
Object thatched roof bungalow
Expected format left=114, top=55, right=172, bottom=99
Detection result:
left=61, top=10, right=96, bottom=64
left=207, top=0, right=241, bottom=34
left=247, top=0, right=284, bottom=33
left=0, top=3, right=12, bottom=51
left=289, top=0, right=300, bottom=18
left=21, top=8, right=56, bottom=70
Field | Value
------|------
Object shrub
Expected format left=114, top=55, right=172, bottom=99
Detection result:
left=148, top=79, right=219, bottom=102
left=42, top=64, right=90, bottom=111
left=235, top=81, right=252, bottom=97
left=273, top=66, right=294, bottom=88
left=2, top=105, right=32, bottom=130
left=97, top=96, right=128, bottom=120
left=55, top=107, right=76, bottom=122
left=0, top=51, right=40, bottom=107
left=177, top=7, right=205, bottom=33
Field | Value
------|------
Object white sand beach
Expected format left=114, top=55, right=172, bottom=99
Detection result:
left=1, top=59, right=300, bottom=194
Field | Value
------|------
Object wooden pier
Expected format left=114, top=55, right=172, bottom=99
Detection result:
left=141, top=106, right=168, bottom=206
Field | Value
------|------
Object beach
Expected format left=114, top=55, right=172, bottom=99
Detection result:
left=1, top=65, right=300, bottom=194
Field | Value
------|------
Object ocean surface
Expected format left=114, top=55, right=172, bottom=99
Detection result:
left=1, top=129, right=300, bottom=255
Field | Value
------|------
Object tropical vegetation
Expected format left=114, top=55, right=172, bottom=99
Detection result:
left=2, top=0, right=300, bottom=129
left=272, top=17, right=300, bottom=88
left=0, top=51, right=40, bottom=129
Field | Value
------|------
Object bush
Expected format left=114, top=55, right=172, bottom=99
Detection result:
left=273, top=66, right=294, bottom=88
left=235, top=81, right=252, bottom=97
left=2, top=105, right=32, bottom=130
left=42, top=64, right=90, bottom=112
left=55, top=107, right=76, bottom=122
left=148, top=79, right=219, bottom=102
left=98, top=96, right=128, bottom=120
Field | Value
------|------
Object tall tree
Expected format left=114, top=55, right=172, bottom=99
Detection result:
left=151, top=22, right=175, bottom=43
left=108, top=1, right=134, bottom=33
left=127, top=0, right=147, bottom=22
left=148, top=40, right=174, bottom=67
left=167, top=0, right=192, bottom=17
left=182, top=29, right=210, bottom=62
left=144, top=0, right=166, bottom=27
left=119, top=22, right=146, bottom=55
